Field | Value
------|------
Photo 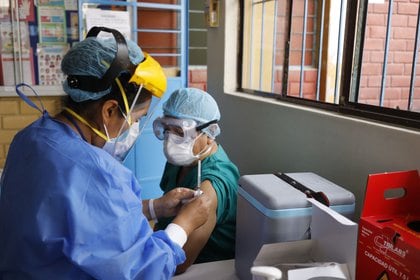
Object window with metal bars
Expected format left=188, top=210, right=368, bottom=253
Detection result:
left=240, top=0, right=420, bottom=129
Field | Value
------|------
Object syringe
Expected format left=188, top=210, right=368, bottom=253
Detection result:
left=181, top=160, right=203, bottom=204
left=196, top=159, right=201, bottom=192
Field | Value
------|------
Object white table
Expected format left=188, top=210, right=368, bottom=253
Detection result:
left=172, top=259, right=240, bottom=280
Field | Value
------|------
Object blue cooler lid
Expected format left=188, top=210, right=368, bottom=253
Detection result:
left=239, top=174, right=309, bottom=210
left=238, top=173, right=355, bottom=218
left=285, top=172, right=355, bottom=206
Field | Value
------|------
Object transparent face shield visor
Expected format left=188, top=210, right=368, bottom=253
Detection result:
left=107, top=51, right=167, bottom=161
left=108, top=86, right=163, bottom=161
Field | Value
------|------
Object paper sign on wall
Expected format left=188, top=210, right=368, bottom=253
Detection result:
left=85, top=9, right=131, bottom=39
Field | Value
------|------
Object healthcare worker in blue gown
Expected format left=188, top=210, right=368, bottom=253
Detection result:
left=0, top=26, right=210, bottom=280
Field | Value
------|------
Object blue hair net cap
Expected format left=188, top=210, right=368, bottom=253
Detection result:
left=163, top=87, right=221, bottom=137
left=61, top=37, right=144, bottom=102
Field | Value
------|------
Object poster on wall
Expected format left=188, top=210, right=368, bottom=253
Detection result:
left=18, top=0, right=36, bottom=21
left=38, top=6, right=67, bottom=43
left=37, top=44, right=68, bottom=85
left=0, top=21, right=31, bottom=54
left=0, top=0, right=35, bottom=20
left=85, top=8, right=131, bottom=39
left=37, top=0, right=65, bottom=6
left=0, top=52, right=35, bottom=86
left=64, top=0, right=78, bottom=11
left=0, top=21, right=33, bottom=85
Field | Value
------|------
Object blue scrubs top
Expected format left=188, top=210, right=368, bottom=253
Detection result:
left=0, top=112, right=185, bottom=279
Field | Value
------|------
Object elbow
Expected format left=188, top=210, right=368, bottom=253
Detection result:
left=175, top=262, right=190, bottom=275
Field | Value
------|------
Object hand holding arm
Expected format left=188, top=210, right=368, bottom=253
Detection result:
left=142, top=187, right=196, bottom=221
left=171, top=189, right=211, bottom=236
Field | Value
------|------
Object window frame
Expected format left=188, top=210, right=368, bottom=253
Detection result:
left=238, top=0, right=420, bottom=130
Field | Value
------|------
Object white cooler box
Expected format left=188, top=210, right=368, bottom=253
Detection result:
left=234, top=172, right=355, bottom=280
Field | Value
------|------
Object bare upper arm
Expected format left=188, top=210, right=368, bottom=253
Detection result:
left=175, top=180, right=218, bottom=274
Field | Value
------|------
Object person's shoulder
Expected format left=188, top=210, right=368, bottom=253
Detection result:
left=209, top=145, right=234, bottom=163
left=203, top=145, right=239, bottom=175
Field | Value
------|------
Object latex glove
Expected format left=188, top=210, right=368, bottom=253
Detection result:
left=153, top=187, right=196, bottom=218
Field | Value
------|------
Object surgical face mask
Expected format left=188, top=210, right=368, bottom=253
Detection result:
left=102, top=96, right=159, bottom=162
left=103, top=121, right=140, bottom=162
left=163, top=132, right=211, bottom=166
left=100, top=82, right=142, bottom=162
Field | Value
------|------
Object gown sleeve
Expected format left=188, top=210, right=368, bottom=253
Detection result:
left=39, top=157, right=185, bottom=280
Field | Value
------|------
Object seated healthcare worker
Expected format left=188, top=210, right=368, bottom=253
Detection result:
left=153, top=88, right=240, bottom=274
left=0, top=27, right=210, bottom=279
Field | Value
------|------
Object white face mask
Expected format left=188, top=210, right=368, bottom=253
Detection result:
left=103, top=121, right=140, bottom=162
left=164, top=133, right=211, bottom=166
left=101, top=83, right=159, bottom=162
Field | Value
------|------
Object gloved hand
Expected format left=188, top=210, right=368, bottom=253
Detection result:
left=153, top=187, right=196, bottom=218
left=172, top=193, right=211, bottom=236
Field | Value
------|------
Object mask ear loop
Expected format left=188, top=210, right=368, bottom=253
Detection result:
left=129, top=84, right=143, bottom=113
left=115, top=78, right=132, bottom=125
left=113, top=84, right=143, bottom=143
left=105, top=84, right=144, bottom=159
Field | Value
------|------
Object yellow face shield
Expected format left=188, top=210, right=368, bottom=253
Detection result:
left=129, top=52, right=167, bottom=98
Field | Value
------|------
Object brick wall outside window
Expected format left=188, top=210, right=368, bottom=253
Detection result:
left=358, top=1, right=420, bottom=110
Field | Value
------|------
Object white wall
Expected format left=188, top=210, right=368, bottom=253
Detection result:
left=206, top=1, right=420, bottom=219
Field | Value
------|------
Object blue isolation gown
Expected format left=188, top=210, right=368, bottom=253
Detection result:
left=0, top=111, right=185, bottom=279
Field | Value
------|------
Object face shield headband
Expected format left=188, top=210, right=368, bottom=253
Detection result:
left=66, top=26, right=135, bottom=93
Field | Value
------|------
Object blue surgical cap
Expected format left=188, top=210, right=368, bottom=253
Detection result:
left=163, top=88, right=221, bottom=137
left=61, top=37, right=144, bottom=102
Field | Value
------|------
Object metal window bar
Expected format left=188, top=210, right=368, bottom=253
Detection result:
left=138, top=29, right=182, bottom=34
left=271, top=0, right=278, bottom=92
left=250, top=0, right=278, bottom=91
left=249, top=0, right=328, bottom=100
left=379, top=0, right=393, bottom=107
left=349, top=0, right=368, bottom=103
left=408, top=3, right=420, bottom=111
left=282, top=0, right=320, bottom=100
left=182, top=1, right=188, bottom=79
left=281, top=0, right=293, bottom=96
left=316, top=0, right=326, bottom=101
left=334, top=0, right=345, bottom=104
left=11, top=0, right=22, bottom=84
left=258, top=2, right=266, bottom=90
left=248, top=2, right=255, bottom=90
left=299, top=0, right=309, bottom=98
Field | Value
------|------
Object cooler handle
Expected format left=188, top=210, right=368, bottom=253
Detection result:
left=275, top=173, right=330, bottom=207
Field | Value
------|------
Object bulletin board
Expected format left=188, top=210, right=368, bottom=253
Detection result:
left=0, top=0, right=79, bottom=86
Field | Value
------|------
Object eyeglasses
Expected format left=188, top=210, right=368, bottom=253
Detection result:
left=196, top=119, right=218, bottom=131
left=153, top=117, right=218, bottom=141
